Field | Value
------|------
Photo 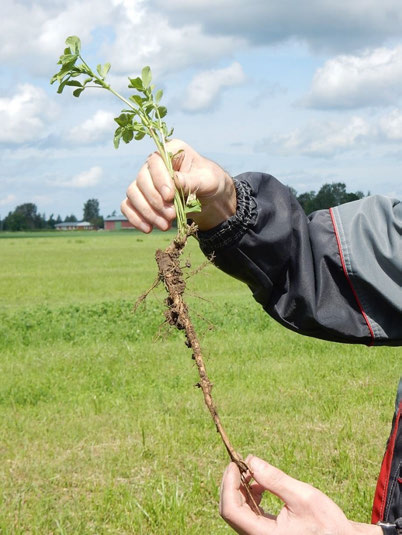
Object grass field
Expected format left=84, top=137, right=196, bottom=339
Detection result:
left=0, top=231, right=400, bottom=534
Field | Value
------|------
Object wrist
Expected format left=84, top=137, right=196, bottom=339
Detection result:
left=350, top=521, right=383, bottom=535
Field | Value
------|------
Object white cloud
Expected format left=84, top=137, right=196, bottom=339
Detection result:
left=0, top=194, right=16, bottom=207
left=2, top=0, right=402, bottom=86
left=182, top=62, right=246, bottom=112
left=59, top=166, right=103, bottom=188
left=104, top=3, right=242, bottom=77
left=258, top=116, right=374, bottom=158
left=0, top=84, right=57, bottom=144
left=304, top=46, right=402, bottom=109
left=150, top=0, right=402, bottom=52
left=68, top=110, right=115, bottom=144
left=0, top=0, right=242, bottom=78
left=0, top=0, right=115, bottom=75
left=378, top=109, right=402, bottom=140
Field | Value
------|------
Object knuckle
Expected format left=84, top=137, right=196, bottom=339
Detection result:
left=146, top=151, right=158, bottom=163
left=219, top=503, right=231, bottom=522
left=297, top=485, right=316, bottom=509
left=138, top=204, right=156, bottom=223
left=126, top=182, right=137, bottom=200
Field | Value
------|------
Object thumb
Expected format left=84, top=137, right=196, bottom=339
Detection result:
left=174, top=170, right=195, bottom=196
left=248, top=456, right=312, bottom=509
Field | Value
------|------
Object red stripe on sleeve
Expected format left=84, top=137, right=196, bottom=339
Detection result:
left=329, top=207, right=375, bottom=345
left=371, top=403, right=401, bottom=523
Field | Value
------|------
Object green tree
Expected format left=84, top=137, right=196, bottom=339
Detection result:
left=83, top=199, right=103, bottom=229
left=296, top=183, right=366, bottom=214
left=47, top=214, right=56, bottom=229
left=3, top=203, right=44, bottom=231
left=296, top=191, right=317, bottom=214
left=64, top=214, right=77, bottom=222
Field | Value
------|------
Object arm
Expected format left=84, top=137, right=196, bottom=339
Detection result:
left=122, top=140, right=402, bottom=345
left=220, top=455, right=382, bottom=535
left=197, top=172, right=402, bottom=345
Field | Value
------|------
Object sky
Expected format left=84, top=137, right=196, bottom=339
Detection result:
left=1, top=0, right=402, bottom=221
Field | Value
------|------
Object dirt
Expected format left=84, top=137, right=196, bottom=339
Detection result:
left=136, top=223, right=259, bottom=514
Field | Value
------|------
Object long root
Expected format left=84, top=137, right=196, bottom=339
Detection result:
left=139, top=224, right=260, bottom=515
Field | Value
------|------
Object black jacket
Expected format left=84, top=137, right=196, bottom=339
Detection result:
left=198, top=172, right=402, bottom=346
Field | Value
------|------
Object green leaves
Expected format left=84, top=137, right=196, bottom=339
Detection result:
left=51, top=36, right=201, bottom=234
left=65, top=36, right=81, bottom=55
left=128, top=77, right=144, bottom=91
left=114, top=113, right=131, bottom=127
left=73, top=88, right=85, bottom=98
left=128, top=66, right=152, bottom=92
left=50, top=36, right=112, bottom=98
left=51, top=37, right=89, bottom=95
left=51, top=37, right=169, bottom=153
left=155, top=89, right=163, bottom=103
left=185, top=194, right=202, bottom=214
left=113, top=112, right=147, bottom=148
left=141, top=66, right=152, bottom=88
left=157, top=106, right=167, bottom=118
left=97, top=63, right=111, bottom=80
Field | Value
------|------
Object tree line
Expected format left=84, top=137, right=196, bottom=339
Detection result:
left=1, top=182, right=367, bottom=231
left=1, top=199, right=104, bottom=231
left=290, top=182, right=366, bottom=214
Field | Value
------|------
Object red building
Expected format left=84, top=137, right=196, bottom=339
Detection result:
left=104, top=215, right=135, bottom=230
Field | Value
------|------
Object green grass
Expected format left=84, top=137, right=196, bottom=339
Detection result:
left=0, top=232, right=400, bottom=533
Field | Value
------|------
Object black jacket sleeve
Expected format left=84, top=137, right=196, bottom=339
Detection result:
left=197, top=172, right=402, bottom=346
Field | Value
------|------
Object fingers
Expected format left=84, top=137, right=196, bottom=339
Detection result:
left=120, top=197, right=152, bottom=233
left=247, top=456, right=314, bottom=510
left=146, top=152, right=175, bottom=203
left=220, top=463, right=274, bottom=535
left=122, top=159, right=176, bottom=232
left=122, top=138, right=231, bottom=233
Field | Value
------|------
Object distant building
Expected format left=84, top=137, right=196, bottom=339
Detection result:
left=104, top=215, right=135, bottom=230
left=55, top=221, right=94, bottom=231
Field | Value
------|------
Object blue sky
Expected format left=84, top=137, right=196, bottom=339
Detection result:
left=1, top=0, right=402, bottom=220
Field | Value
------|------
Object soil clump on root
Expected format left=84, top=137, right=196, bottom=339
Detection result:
left=136, top=223, right=260, bottom=514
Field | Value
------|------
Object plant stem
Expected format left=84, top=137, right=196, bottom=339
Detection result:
left=87, top=70, right=188, bottom=237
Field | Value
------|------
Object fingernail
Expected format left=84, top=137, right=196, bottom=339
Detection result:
left=139, top=222, right=151, bottom=233
left=166, top=205, right=176, bottom=218
left=161, top=185, right=172, bottom=201
left=249, top=456, right=264, bottom=472
left=155, top=217, right=169, bottom=231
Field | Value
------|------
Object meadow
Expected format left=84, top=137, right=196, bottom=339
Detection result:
left=0, top=230, right=400, bottom=534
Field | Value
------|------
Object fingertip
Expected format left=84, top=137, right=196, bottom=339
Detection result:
left=245, top=454, right=254, bottom=465
left=164, top=204, right=176, bottom=221
left=174, top=171, right=185, bottom=189
left=120, top=198, right=127, bottom=216
left=221, top=462, right=242, bottom=493
left=248, top=456, right=266, bottom=473
left=220, top=462, right=242, bottom=518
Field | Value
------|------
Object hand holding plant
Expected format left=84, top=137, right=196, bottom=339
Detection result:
left=122, top=138, right=236, bottom=233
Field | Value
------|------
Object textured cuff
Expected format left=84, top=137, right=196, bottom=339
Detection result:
left=197, top=178, right=257, bottom=256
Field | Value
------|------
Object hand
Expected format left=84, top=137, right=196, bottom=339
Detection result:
left=220, top=455, right=381, bottom=535
left=121, top=139, right=236, bottom=233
